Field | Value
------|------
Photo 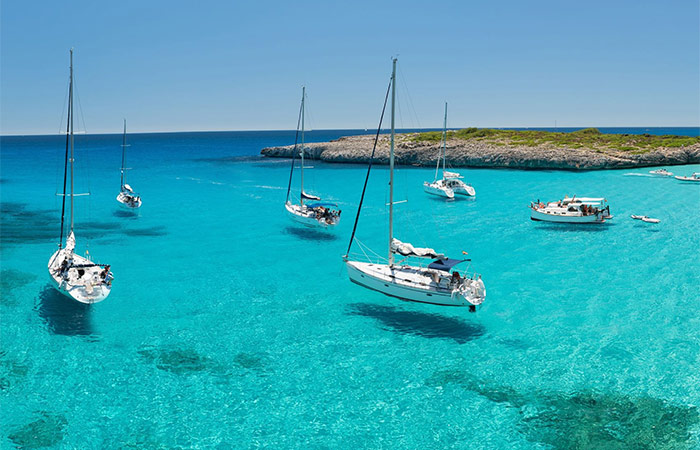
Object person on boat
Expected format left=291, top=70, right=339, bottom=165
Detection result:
left=451, top=271, right=462, bottom=285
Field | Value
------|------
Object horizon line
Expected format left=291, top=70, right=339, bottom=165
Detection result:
left=2, top=125, right=699, bottom=138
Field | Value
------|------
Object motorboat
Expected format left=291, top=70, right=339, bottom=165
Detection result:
left=674, top=172, right=700, bottom=182
left=530, top=196, right=612, bottom=223
left=649, top=168, right=674, bottom=177
left=343, top=59, right=485, bottom=311
left=284, top=87, right=340, bottom=227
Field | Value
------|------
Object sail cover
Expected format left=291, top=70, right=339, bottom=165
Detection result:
left=443, top=171, right=463, bottom=179
left=301, top=191, right=321, bottom=201
left=391, top=238, right=443, bottom=259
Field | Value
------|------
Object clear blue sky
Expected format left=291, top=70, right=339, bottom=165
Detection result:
left=2, top=0, right=698, bottom=134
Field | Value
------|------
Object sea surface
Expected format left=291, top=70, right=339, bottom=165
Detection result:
left=1, top=128, right=699, bottom=448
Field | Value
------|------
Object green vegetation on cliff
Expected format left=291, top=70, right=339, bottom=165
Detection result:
left=412, top=127, right=700, bottom=153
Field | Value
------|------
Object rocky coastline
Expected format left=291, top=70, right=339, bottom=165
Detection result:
left=261, top=133, right=700, bottom=170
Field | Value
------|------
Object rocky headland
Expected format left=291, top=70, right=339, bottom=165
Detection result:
left=261, top=128, right=700, bottom=170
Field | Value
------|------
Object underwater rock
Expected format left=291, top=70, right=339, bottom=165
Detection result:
left=0, top=350, right=30, bottom=391
left=8, top=411, right=67, bottom=449
left=233, top=352, right=267, bottom=371
left=138, top=346, right=215, bottom=375
left=425, top=369, right=699, bottom=449
left=0, top=269, right=37, bottom=305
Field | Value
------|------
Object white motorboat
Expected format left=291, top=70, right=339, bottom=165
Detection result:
left=284, top=87, right=340, bottom=227
left=116, top=119, right=142, bottom=208
left=48, top=49, right=113, bottom=304
left=649, top=168, right=674, bottom=177
left=674, top=172, right=700, bottom=182
left=530, top=196, right=612, bottom=223
left=631, top=215, right=660, bottom=223
left=423, top=103, right=475, bottom=199
left=343, top=59, right=485, bottom=311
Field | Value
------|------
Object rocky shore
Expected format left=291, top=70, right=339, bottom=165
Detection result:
left=261, top=132, right=700, bottom=170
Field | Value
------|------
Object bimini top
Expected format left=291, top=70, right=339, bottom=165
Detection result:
left=428, top=258, right=469, bottom=272
left=443, top=171, right=463, bottom=179
left=306, top=202, right=338, bottom=208
left=391, top=238, right=444, bottom=259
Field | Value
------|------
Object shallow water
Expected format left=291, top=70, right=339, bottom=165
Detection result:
left=1, top=129, right=699, bottom=448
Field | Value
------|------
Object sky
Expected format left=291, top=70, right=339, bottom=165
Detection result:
left=1, top=0, right=699, bottom=135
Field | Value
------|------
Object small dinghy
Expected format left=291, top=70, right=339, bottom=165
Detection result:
left=649, top=168, right=674, bottom=177
left=632, top=215, right=660, bottom=223
left=674, top=172, right=700, bottom=182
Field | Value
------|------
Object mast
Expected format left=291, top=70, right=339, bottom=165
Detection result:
left=58, top=51, right=72, bottom=248
left=300, top=86, right=305, bottom=206
left=388, top=58, right=396, bottom=266
left=442, top=102, right=447, bottom=177
left=69, top=49, right=75, bottom=233
left=120, top=119, right=127, bottom=188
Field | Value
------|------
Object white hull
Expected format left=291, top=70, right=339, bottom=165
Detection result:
left=285, top=202, right=339, bottom=228
left=47, top=248, right=112, bottom=304
left=116, top=191, right=141, bottom=208
left=674, top=176, right=700, bottom=182
left=530, top=208, right=605, bottom=223
left=649, top=170, right=674, bottom=177
left=423, top=181, right=454, bottom=198
left=345, top=260, right=485, bottom=307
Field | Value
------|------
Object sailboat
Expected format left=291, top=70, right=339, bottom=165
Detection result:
left=47, top=49, right=114, bottom=304
left=343, top=59, right=485, bottom=311
left=284, top=86, right=341, bottom=227
left=116, top=119, right=142, bottom=208
left=423, top=103, right=475, bottom=198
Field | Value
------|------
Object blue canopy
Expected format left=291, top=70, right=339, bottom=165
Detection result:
left=307, top=202, right=338, bottom=208
left=428, top=258, right=470, bottom=272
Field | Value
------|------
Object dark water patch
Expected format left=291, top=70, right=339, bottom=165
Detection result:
left=0, top=269, right=37, bottom=305
left=0, top=350, right=30, bottom=391
left=533, top=223, right=611, bottom=232
left=126, top=226, right=168, bottom=237
left=35, top=285, right=96, bottom=337
left=138, top=346, right=216, bottom=375
left=113, top=209, right=140, bottom=219
left=424, top=370, right=700, bottom=449
left=284, top=226, right=338, bottom=242
left=346, top=303, right=485, bottom=343
left=233, top=352, right=270, bottom=375
left=0, top=202, right=58, bottom=244
left=8, top=411, right=67, bottom=449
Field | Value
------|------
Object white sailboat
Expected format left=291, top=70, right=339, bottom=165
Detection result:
left=116, top=119, right=142, bottom=208
left=343, top=59, right=485, bottom=311
left=284, top=86, right=341, bottom=227
left=47, top=49, right=113, bottom=304
left=423, top=103, right=475, bottom=199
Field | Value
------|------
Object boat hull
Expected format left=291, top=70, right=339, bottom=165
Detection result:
left=423, top=182, right=454, bottom=198
left=345, top=260, right=484, bottom=307
left=530, top=208, right=605, bottom=223
left=47, top=249, right=112, bottom=304
left=285, top=202, right=339, bottom=228
left=674, top=176, right=700, bottom=182
left=116, top=191, right=142, bottom=208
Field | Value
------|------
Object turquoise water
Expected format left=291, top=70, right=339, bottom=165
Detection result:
left=1, top=130, right=699, bottom=448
